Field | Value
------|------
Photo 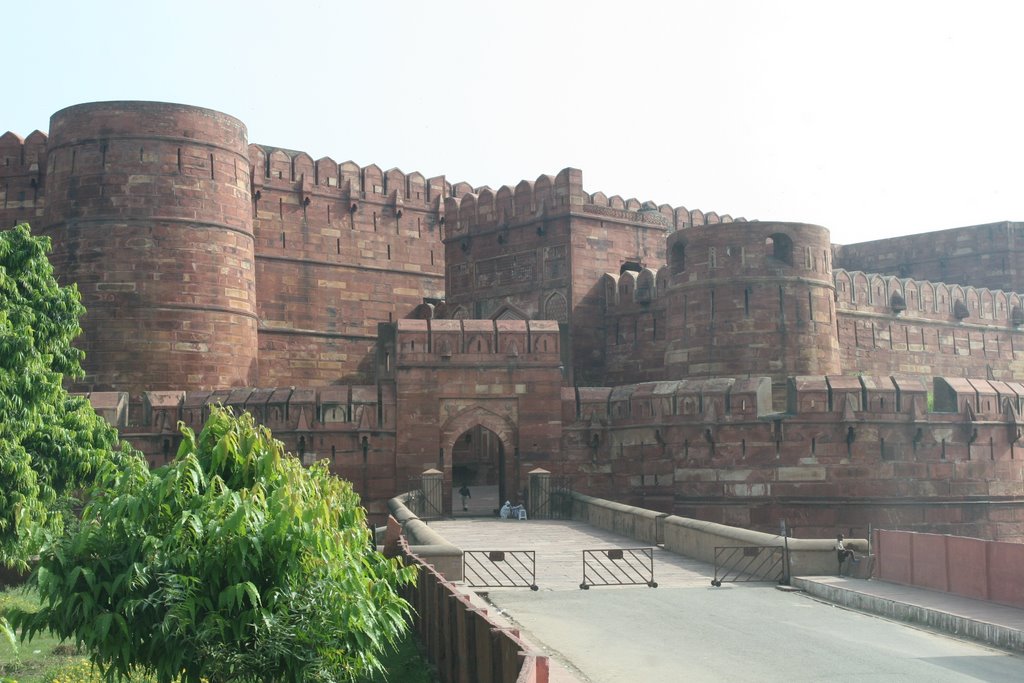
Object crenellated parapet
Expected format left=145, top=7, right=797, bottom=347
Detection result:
left=392, top=318, right=561, bottom=363
left=0, top=130, right=48, bottom=177
left=583, top=192, right=742, bottom=232
left=86, top=385, right=388, bottom=433
left=558, top=373, right=1024, bottom=517
left=566, top=373, right=1023, bottom=426
left=0, top=130, right=48, bottom=228
left=84, top=385, right=396, bottom=474
left=249, top=144, right=450, bottom=209
left=439, top=166, right=745, bottom=237
left=834, top=268, right=1024, bottom=326
left=442, top=168, right=584, bottom=236
left=601, top=267, right=671, bottom=309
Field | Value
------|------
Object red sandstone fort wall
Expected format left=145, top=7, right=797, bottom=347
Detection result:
left=834, top=269, right=1024, bottom=381
left=834, top=221, right=1024, bottom=293
left=557, top=374, right=1024, bottom=540
left=441, top=172, right=576, bottom=323
left=441, top=168, right=741, bottom=385
left=11, top=101, right=1024, bottom=538
left=248, top=145, right=446, bottom=386
left=96, top=370, right=1024, bottom=536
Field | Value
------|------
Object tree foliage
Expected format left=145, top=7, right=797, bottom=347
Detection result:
left=0, top=223, right=121, bottom=571
left=15, top=407, right=416, bottom=683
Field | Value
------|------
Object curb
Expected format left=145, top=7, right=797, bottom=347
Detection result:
left=793, top=577, right=1024, bottom=654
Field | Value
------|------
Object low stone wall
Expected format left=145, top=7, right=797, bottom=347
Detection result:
left=565, top=491, right=867, bottom=578
left=567, top=492, right=667, bottom=544
left=387, top=493, right=463, bottom=581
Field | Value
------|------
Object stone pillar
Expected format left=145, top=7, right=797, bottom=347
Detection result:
left=421, top=468, right=445, bottom=518
left=528, top=468, right=551, bottom=520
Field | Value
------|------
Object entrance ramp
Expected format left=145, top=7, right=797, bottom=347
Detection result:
left=431, top=519, right=713, bottom=590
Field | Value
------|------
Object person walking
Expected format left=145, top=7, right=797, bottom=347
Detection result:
left=459, top=484, right=471, bottom=511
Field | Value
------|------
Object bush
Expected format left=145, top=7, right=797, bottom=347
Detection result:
left=14, top=408, right=416, bottom=683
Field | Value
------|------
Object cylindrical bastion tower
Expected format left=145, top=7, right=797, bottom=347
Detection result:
left=663, top=221, right=841, bottom=389
left=42, top=101, right=257, bottom=392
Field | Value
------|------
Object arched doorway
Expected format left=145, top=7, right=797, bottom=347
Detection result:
left=440, top=406, right=517, bottom=517
left=451, top=425, right=505, bottom=516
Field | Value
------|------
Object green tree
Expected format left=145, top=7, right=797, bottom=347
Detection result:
left=15, top=407, right=416, bottom=683
left=0, top=223, right=121, bottom=571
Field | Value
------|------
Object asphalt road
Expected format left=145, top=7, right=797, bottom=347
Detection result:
left=485, top=584, right=1024, bottom=682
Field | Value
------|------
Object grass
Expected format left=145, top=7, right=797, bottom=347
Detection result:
left=1, top=588, right=437, bottom=683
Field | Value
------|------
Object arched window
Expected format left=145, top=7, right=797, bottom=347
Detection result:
left=544, top=291, right=568, bottom=322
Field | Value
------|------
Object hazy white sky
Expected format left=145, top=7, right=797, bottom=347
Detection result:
left=7, top=0, right=1023, bottom=245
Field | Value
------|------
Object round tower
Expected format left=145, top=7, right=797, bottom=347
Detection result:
left=663, top=221, right=840, bottom=388
left=42, top=101, right=257, bottom=392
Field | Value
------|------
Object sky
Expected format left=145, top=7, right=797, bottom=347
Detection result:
left=6, top=0, right=1024, bottom=245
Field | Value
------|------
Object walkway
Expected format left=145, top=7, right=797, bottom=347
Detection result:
left=427, top=518, right=1024, bottom=682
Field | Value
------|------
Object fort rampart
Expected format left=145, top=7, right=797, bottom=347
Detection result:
left=8, top=101, right=1024, bottom=540
left=834, top=221, right=1024, bottom=293
left=91, top=368, right=1024, bottom=538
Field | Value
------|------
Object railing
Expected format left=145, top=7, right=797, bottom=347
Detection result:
left=464, top=550, right=539, bottom=591
left=579, top=547, right=658, bottom=589
left=532, top=476, right=574, bottom=520
left=564, top=492, right=865, bottom=577
left=400, top=537, right=549, bottom=683
left=408, top=475, right=445, bottom=520
left=711, top=546, right=785, bottom=586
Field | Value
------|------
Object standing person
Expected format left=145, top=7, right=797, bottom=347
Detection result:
left=836, top=533, right=854, bottom=575
left=459, top=483, right=471, bottom=511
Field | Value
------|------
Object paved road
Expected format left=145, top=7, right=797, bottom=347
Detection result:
left=431, top=519, right=1024, bottom=682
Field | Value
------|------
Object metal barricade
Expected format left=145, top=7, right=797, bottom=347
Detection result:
left=407, top=475, right=444, bottom=521
left=532, top=476, right=574, bottom=520
left=711, top=546, right=785, bottom=587
left=463, top=550, right=539, bottom=591
left=580, top=547, right=658, bottom=589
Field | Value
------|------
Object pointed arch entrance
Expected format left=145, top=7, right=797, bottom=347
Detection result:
left=440, top=406, right=517, bottom=516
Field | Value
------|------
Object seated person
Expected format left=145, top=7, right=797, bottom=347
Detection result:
left=836, top=533, right=855, bottom=574
left=500, top=500, right=512, bottom=519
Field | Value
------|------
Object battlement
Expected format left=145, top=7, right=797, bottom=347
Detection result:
left=0, top=130, right=48, bottom=175
left=583, top=192, right=741, bottom=232
left=82, top=385, right=390, bottom=434
left=393, top=318, right=560, bottom=362
left=440, top=167, right=745, bottom=236
left=563, top=374, right=1024, bottom=426
left=834, top=268, right=1024, bottom=325
left=0, top=130, right=48, bottom=227
left=249, top=144, right=449, bottom=209
left=442, top=169, right=584, bottom=235
left=601, top=267, right=671, bottom=309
